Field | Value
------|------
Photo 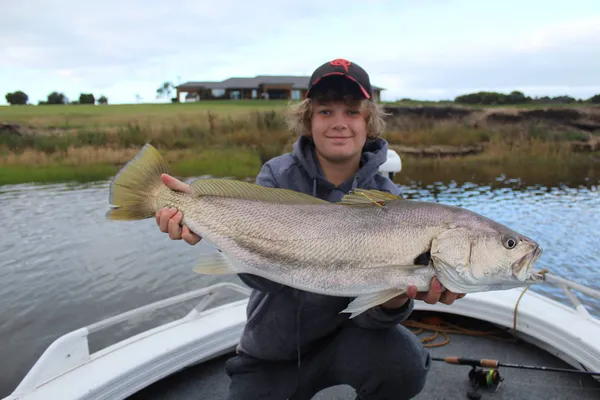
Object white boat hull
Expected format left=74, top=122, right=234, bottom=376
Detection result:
left=3, top=282, right=599, bottom=400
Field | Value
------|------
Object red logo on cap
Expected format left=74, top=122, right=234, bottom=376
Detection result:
left=330, top=58, right=351, bottom=72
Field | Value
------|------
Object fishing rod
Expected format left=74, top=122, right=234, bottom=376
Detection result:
left=433, top=356, right=600, bottom=399
left=433, top=356, right=600, bottom=376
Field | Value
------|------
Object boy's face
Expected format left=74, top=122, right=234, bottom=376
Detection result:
left=310, top=99, right=368, bottom=164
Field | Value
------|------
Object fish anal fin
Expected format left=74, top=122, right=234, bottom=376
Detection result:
left=341, top=289, right=406, bottom=318
left=190, top=179, right=329, bottom=205
left=338, top=189, right=403, bottom=207
left=368, top=264, right=427, bottom=270
left=193, top=252, right=239, bottom=275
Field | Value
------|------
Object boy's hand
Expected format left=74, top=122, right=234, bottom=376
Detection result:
left=155, top=174, right=202, bottom=245
left=381, top=277, right=465, bottom=310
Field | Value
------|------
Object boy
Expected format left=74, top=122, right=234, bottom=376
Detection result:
left=155, top=59, right=465, bottom=399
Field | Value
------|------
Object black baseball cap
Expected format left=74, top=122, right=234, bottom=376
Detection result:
left=305, top=58, right=373, bottom=100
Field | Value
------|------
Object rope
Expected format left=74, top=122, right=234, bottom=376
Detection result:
left=402, top=316, right=508, bottom=349
left=404, top=270, right=550, bottom=349
left=513, top=269, right=549, bottom=336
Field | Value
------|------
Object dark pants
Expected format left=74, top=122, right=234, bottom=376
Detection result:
left=224, top=324, right=431, bottom=400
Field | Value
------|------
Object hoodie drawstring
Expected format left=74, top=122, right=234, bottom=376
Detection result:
left=297, top=301, right=302, bottom=368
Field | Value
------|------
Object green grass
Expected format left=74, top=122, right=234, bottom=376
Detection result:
left=0, top=101, right=290, bottom=123
left=0, top=147, right=263, bottom=186
left=0, top=101, right=293, bottom=141
left=3, top=147, right=596, bottom=187
left=170, top=147, right=262, bottom=178
left=0, top=164, right=118, bottom=185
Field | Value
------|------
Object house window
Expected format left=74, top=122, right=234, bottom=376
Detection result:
left=291, top=90, right=301, bottom=100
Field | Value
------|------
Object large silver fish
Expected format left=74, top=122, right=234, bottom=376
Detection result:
left=107, top=144, right=545, bottom=317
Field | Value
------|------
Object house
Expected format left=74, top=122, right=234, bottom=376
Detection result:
left=176, top=75, right=384, bottom=102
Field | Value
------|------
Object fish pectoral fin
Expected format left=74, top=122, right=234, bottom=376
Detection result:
left=341, top=289, right=406, bottom=319
left=192, top=252, right=239, bottom=275
left=189, top=179, right=329, bottom=205
left=337, top=189, right=403, bottom=207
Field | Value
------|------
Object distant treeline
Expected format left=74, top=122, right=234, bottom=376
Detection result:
left=453, top=91, right=600, bottom=105
left=4, top=89, right=600, bottom=107
left=397, top=91, right=599, bottom=106
left=5, top=91, right=108, bottom=106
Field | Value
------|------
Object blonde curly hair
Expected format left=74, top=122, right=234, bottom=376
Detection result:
left=285, top=77, right=388, bottom=140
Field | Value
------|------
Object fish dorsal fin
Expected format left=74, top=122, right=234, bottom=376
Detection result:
left=338, top=189, right=403, bottom=207
left=190, top=179, right=329, bottom=205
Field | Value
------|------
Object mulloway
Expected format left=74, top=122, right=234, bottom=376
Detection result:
left=107, top=144, right=545, bottom=317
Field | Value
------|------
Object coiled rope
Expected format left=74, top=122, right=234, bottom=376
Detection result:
left=403, top=269, right=550, bottom=348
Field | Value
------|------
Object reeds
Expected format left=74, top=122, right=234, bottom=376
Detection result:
left=1, top=103, right=598, bottom=185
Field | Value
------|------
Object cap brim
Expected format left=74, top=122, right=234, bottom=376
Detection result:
left=306, top=72, right=371, bottom=99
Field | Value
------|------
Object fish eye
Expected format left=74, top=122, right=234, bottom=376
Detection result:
left=503, top=236, right=518, bottom=249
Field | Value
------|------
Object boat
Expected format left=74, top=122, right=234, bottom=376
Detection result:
left=3, top=274, right=599, bottom=400
left=379, top=149, right=402, bottom=180
left=4, top=151, right=600, bottom=399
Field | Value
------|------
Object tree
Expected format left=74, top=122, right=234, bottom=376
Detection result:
left=590, top=94, right=600, bottom=104
left=79, top=93, right=95, bottom=104
left=5, top=91, right=28, bottom=105
left=507, top=91, right=529, bottom=104
left=455, top=91, right=508, bottom=105
left=98, top=95, right=108, bottom=105
left=45, top=91, right=68, bottom=105
left=156, top=82, right=174, bottom=100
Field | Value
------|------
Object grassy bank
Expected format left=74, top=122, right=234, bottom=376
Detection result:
left=0, top=147, right=263, bottom=185
left=2, top=149, right=596, bottom=188
left=1, top=101, right=599, bottom=186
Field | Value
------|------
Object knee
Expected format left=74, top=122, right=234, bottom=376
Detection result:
left=356, top=327, right=431, bottom=399
left=384, top=352, right=430, bottom=398
left=361, top=355, right=430, bottom=399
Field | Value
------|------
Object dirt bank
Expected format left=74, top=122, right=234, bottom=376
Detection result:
left=382, top=105, right=600, bottom=157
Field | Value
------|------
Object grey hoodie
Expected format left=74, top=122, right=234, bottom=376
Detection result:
left=236, top=135, right=415, bottom=362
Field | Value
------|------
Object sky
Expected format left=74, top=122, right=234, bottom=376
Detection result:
left=2, top=0, right=600, bottom=105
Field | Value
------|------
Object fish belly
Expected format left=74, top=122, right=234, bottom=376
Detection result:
left=178, top=196, right=439, bottom=296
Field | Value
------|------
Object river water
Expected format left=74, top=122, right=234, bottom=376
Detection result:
left=0, top=174, right=599, bottom=397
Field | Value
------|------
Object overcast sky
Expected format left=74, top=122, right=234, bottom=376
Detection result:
left=2, top=0, right=600, bottom=105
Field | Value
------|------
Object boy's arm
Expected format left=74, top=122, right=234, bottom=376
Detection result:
left=350, top=298, right=415, bottom=329
left=236, top=162, right=285, bottom=293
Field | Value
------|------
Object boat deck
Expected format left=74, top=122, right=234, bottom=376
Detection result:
left=128, top=311, right=600, bottom=400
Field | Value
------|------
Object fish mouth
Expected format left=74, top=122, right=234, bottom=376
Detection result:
left=513, top=246, right=543, bottom=281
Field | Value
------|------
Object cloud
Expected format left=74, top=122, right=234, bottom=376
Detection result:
left=1, top=0, right=366, bottom=102
left=369, top=16, right=600, bottom=100
left=1, top=1, right=599, bottom=104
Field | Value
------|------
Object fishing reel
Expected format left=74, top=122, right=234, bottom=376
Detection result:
left=466, top=366, right=503, bottom=400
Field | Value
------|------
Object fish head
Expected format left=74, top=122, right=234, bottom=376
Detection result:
left=430, top=216, right=544, bottom=294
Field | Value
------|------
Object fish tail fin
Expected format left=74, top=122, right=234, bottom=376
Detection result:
left=106, top=143, right=170, bottom=221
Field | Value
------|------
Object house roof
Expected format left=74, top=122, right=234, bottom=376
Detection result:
left=177, top=75, right=384, bottom=91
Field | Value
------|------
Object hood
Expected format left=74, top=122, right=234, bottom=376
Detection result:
left=292, top=135, right=390, bottom=189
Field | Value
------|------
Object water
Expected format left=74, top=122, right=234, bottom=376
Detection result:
left=1, top=176, right=599, bottom=397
